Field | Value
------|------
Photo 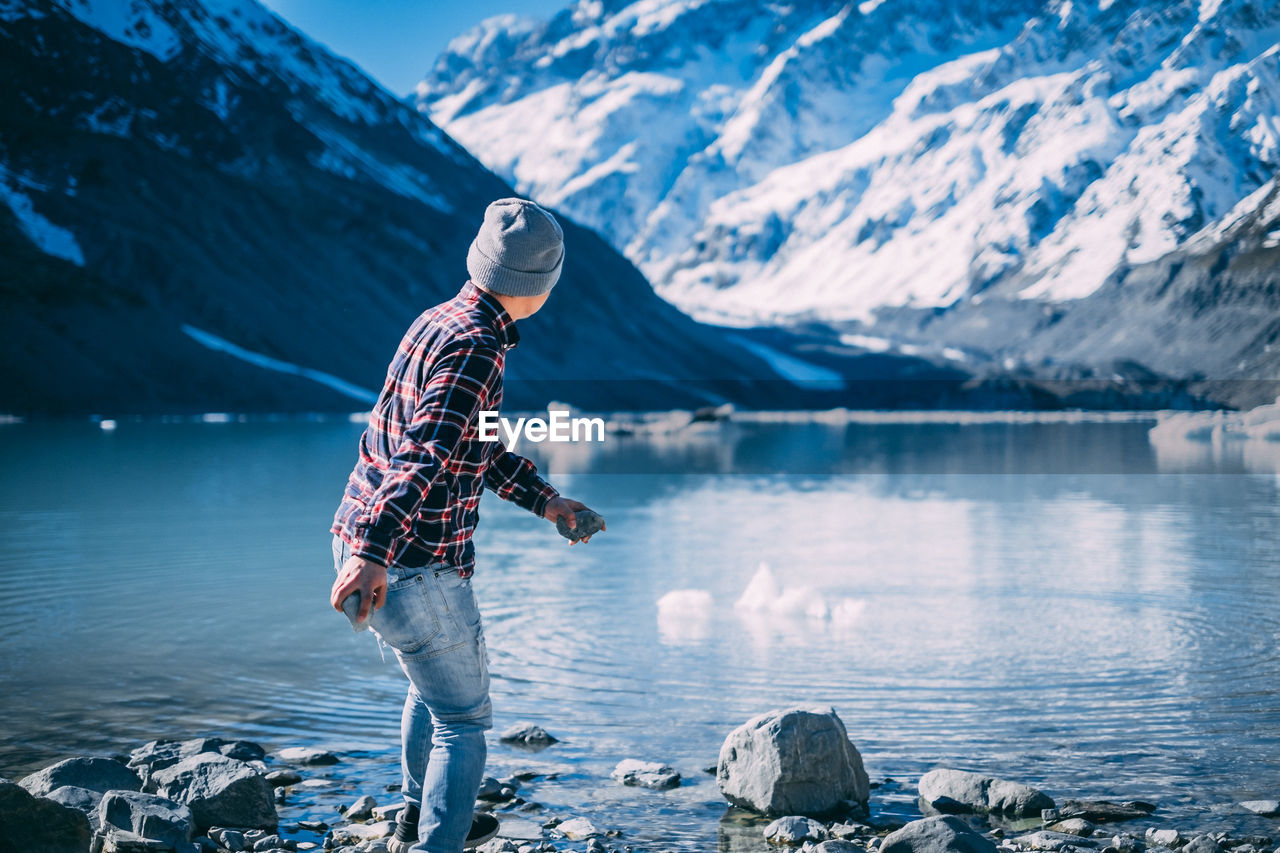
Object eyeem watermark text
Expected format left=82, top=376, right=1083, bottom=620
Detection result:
left=479, top=410, right=605, bottom=448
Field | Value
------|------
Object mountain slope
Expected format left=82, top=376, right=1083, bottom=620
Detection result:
left=0, top=0, right=788, bottom=417
left=416, top=0, right=1280, bottom=405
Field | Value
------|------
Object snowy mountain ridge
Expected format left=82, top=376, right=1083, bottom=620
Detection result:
left=416, top=0, right=1280, bottom=364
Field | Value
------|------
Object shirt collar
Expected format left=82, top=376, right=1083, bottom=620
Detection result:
left=460, top=280, right=520, bottom=349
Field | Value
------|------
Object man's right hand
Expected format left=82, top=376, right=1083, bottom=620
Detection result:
left=330, top=555, right=389, bottom=623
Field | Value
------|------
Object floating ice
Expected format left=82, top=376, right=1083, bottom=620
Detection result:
left=735, top=563, right=849, bottom=621
left=1148, top=397, right=1280, bottom=474
left=656, top=588, right=713, bottom=642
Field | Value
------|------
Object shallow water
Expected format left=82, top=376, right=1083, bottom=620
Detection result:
left=1, top=417, right=1278, bottom=849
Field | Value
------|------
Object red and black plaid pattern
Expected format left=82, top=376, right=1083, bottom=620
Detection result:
left=331, top=281, right=558, bottom=577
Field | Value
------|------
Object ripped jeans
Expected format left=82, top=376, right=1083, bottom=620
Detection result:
left=332, top=534, right=493, bottom=853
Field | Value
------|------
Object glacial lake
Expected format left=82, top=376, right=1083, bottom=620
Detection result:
left=1, top=414, right=1278, bottom=849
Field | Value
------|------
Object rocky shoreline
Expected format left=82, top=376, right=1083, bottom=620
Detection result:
left=2, top=709, right=1276, bottom=853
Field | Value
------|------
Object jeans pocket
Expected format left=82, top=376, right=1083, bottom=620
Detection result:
left=371, top=570, right=467, bottom=659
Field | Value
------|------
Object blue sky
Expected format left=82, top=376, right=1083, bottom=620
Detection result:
left=258, top=0, right=567, bottom=95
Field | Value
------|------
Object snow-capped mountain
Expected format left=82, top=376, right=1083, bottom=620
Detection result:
left=417, top=0, right=1280, bottom=405
left=0, top=0, right=794, bottom=415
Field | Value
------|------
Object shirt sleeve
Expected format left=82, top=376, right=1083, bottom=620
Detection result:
left=484, top=439, right=560, bottom=517
left=349, top=342, right=501, bottom=566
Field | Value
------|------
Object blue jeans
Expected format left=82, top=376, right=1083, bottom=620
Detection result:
left=332, top=535, right=493, bottom=853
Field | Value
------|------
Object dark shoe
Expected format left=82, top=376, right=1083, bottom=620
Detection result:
left=386, top=804, right=501, bottom=853
left=387, top=802, right=420, bottom=853
left=465, top=812, right=501, bottom=849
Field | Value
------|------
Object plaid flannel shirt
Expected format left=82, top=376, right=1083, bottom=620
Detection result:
left=331, top=281, right=559, bottom=577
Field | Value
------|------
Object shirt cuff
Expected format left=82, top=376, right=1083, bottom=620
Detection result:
left=529, top=481, right=559, bottom=519
left=350, top=524, right=395, bottom=568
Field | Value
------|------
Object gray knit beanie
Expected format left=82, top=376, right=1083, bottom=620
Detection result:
left=467, top=198, right=565, bottom=297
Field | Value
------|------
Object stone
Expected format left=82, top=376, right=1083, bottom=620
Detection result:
left=345, top=795, right=377, bottom=821
left=586, top=841, right=606, bottom=853
left=611, top=760, right=681, bottom=790
left=816, top=842, right=865, bottom=853
left=20, top=756, right=144, bottom=797
left=210, top=828, right=248, bottom=851
left=718, top=706, right=871, bottom=816
left=330, top=823, right=394, bottom=845
left=556, top=818, right=601, bottom=840
left=1048, top=821, right=1096, bottom=838
left=555, top=510, right=605, bottom=542
left=1183, top=837, right=1225, bottom=853
left=273, top=748, right=338, bottom=766
left=128, top=740, right=263, bottom=790
left=0, top=778, right=93, bottom=853
left=1146, top=830, right=1181, bottom=848
left=250, top=834, right=286, bottom=851
left=1021, top=832, right=1100, bottom=851
left=495, top=818, right=544, bottom=841
left=880, top=816, right=998, bottom=853
left=1241, top=802, right=1280, bottom=817
left=98, top=790, right=196, bottom=852
left=45, top=784, right=106, bottom=816
left=476, top=841, right=519, bottom=853
left=264, top=770, right=302, bottom=787
left=150, top=754, right=277, bottom=832
left=1050, top=802, right=1156, bottom=824
left=918, top=770, right=1054, bottom=818
left=764, top=816, right=829, bottom=845
left=499, top=724, right=559, bottom=749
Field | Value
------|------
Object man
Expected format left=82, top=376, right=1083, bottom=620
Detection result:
left=329, top=197, right=601, bottom=853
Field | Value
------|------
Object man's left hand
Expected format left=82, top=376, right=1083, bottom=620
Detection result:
left=543, top=496, right=604, bottom=545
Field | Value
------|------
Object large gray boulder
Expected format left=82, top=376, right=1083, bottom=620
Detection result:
left=0, top=778, right=93, bottom=853
left=919, top=769, right=1054, bottom=818
left=44, top=785, right=106, bottom=817
left=150, top=754, right=276, bottom=832
left=881, top=815, right=998, bottom=853
left=19, top=757, right=142, bottom=798
left=718, top=706, right=870, bottom=816
left=128, top=740, right=264, bottom=789
left=97, top=790, right=196, bottom=853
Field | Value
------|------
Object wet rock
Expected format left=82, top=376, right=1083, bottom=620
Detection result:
left=1241, top=802, right=1280, bottom=817
left=264, top=769, right=302, bottom=787
left=830, top=822, right=873, bottom=839
left=611, top=760, right=681, bottom=790
left=20, top=756, right=144, bottom=797
left=919, top=769, right=1054, bottom=818
left=585, top=840, right=606, bottom=853
left=274, top=748, right=338, bottom=766
left=344, top=795, right=377, bottom=821
left=1020, top=831, right=1100, bottom=851
left=718, top=706, right=870, bottom=816
left=98, top=790, right=196, bottom=852
left=0, top=778, right=93, bottom=853
left=764, top=816, right=829, bottom=845
left=556, top=818, right=601, bottom=840
left=127, top=740, right=264, bottom=790
left=881, top=816, right=998, bottom=853
left=1146, top=830, right=1181, bottom=848
left=1048, top=821, right=1096, bottom=838
left=45, top=784, right=106, bottom=816
left=151, top=754, right=277, bottom=832
left=499, top=724, right=559, bottom=749
left=1047, top=802, right=1156, bottom=824
left=477, top=776, right=517, bottom=802
left=250, top=834, right=289, bottom=851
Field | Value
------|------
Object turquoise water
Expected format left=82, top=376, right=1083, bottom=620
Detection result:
left=1, top=417, right=1277, bottom=848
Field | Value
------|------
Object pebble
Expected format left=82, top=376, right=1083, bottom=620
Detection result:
left=763, top=816, right=829, bottom=845
left=1147, top=829, right=1182, bottom=848
left=275, top=747, right=339, bottom=766
left=500, top=723, right=559, bottom=748
left=1049, top=820, right=1096, bottom=837
left=1241, top=802, right=1280, bottom=817
left=557, top=817, right=602, bottom=840
left=610, top=759, right=681, bottom=790
left=266, top=769, right=303, bottom=786
left=345, top=794, right=378, bottom=821
left=555, top=510, right=605, bottom=542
